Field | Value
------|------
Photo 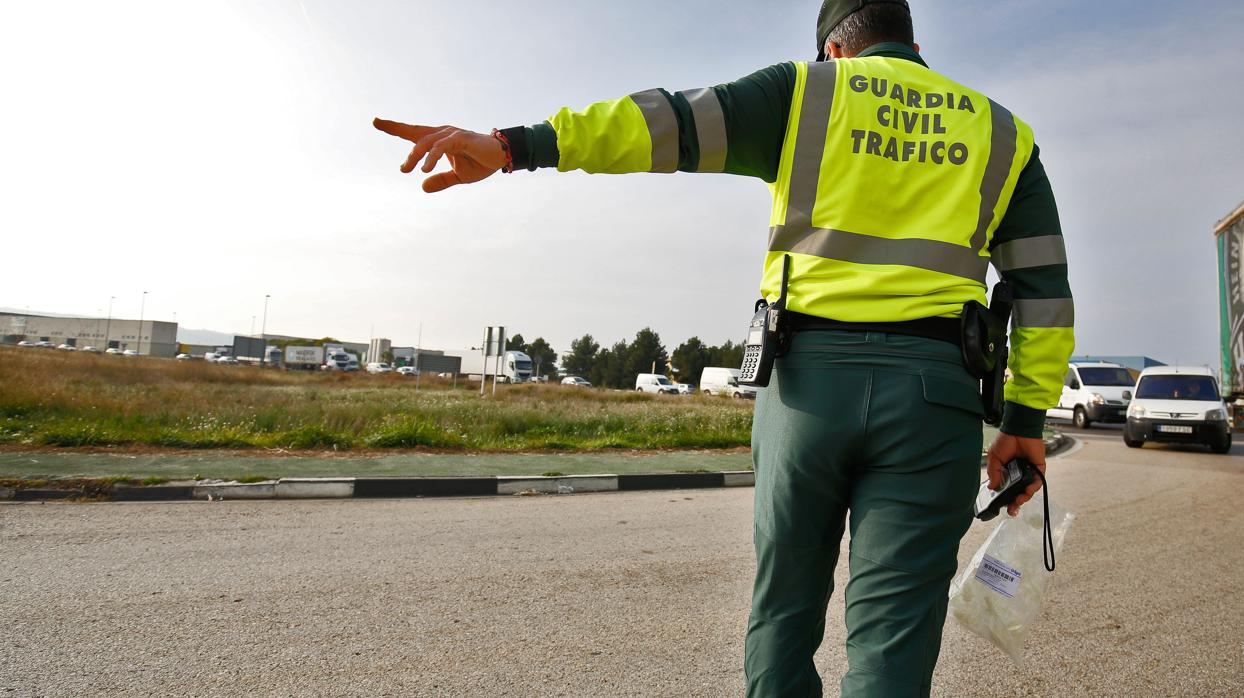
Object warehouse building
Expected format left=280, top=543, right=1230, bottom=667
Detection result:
left=0, top=311, right=178, bottom=357
left=392, top=347, right=462, bottom=375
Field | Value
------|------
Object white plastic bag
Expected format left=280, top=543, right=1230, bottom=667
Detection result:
left=947, top=491, right=1075, bottom=665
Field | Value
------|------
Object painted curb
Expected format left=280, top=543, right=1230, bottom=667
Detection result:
left=193, top=482, right=277, bottom=500
left=14, top=488, right=80, bottom=501
left=497, top=475, right=618, bottom=495
left=2, top=433, right=1067, bottom=504
left=113, top=485, right=195, bottom=501
left=274, top=478, right=354, bottom=499
left=722, top=471, right=756, bottom=487
left=354, top=477, right=496, bottom=498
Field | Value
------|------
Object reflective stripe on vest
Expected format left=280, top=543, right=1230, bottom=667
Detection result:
left=766, top=59, right=1034, bottom=289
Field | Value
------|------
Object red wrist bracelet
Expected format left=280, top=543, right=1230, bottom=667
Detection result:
left=490, top=128, right=514, bottom=174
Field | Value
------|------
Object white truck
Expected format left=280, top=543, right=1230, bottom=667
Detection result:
left=699, top=366, right=758, bottom=399
left=283, top=345, right=324, bottom=371
left=1046, top=361, right=1136, bottom=428
left=322, top=344, right=360, bottom=372
left=460, top=350, right=534, bottom=383
left=204, top=346, right=232, bottom=363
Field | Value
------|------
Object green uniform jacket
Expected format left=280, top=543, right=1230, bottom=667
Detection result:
left=502, top=43, right=1073, bottom=438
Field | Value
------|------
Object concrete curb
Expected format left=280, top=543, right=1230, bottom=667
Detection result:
left=3, top=430, right=1069, bottom=504
left=1, top=471, right=758, bottom=502
left=6, top=432, right=1068, bottom=504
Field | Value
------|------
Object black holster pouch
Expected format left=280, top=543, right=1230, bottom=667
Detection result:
left=961, top=282, right=1014, bottom=426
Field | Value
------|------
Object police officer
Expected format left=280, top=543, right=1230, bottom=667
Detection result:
left=376, top=1, right=1074, bottom=695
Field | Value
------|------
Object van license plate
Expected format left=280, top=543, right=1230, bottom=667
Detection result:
left=1157, top=425, right=1193, bottom=434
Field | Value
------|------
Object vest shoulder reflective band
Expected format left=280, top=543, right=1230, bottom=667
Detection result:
left=762, top=59, right=1035, bottom=322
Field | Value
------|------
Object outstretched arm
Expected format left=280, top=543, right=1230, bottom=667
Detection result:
left=374, top=63, right=798, bottom=192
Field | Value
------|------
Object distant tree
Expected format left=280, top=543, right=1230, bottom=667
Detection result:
left=589, top=340, right=631, bottom=388
left=505, top=333, right=526, bottom=352
left=672, top=337, right=711, bottom=386
left=708, top=339, right=744, bottom=369
left=562, top=334, right=600, bottom=378
left=624, top=327, right=668, bottom=380
left=525, top=337, right=558, bottom=379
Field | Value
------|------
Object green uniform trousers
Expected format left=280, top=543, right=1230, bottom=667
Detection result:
left=744, top=330, right=984, bottom=697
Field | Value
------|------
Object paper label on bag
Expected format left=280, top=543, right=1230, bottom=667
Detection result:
left=974, top=554, right=1022, bottom=598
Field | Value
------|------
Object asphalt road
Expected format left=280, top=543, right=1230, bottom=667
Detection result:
left=2, top=430, right=1242, bottom=697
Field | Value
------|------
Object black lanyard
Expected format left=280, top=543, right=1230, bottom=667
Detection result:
left=1033, top=468, right=1055, bottom=572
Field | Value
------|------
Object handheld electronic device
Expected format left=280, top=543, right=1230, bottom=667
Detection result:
left=973, top=458, right=1037, bottom=522
left=739, top=255, right=791, bottom=387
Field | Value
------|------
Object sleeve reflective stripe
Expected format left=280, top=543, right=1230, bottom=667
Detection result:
left=681, top=87, right=727, bottom=173
left=970, top=100, right=1018, bottom=252
left=990, top=235, right=1068, bottom=271
left=629, top=89, right=679, bottom=173
left=1013, top=298, right=1074, bottom=328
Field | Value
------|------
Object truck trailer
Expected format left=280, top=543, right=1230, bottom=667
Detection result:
left=283, top=345, right=325, bottom=371
left=1215, top=199, right=1244, bottom=423
left=458, top=350, right=534, bottom=383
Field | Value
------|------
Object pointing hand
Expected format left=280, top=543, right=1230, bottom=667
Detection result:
left=373, top=119, right=509, bottom=193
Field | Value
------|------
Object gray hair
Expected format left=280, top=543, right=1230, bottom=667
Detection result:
left=826, top=4, right=914, bottom=56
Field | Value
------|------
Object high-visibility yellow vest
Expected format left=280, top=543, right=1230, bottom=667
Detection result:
left=761, top=58, right=1035, bottom=321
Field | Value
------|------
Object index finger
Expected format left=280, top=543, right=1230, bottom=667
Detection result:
left=373, top=118, right=438, bottom=142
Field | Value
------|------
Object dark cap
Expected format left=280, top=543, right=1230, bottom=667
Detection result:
left=816, top=0, right=910, bottom=61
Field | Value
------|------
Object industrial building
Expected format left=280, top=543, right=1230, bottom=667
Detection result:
left=0, top=311, right=178, bottom=357
left=393, top=346, right=462, bottom=375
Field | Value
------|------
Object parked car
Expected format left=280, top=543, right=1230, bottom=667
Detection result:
left=676, top=383, right=694, bottom=395
left=16, top=340, right=35, bottom=347
left=122, top=349, right=140, bottom=357
left=561, top=376, right=592, bottom=387
left=105, top=348, right=122, bottom=355
left=1046, top=362, right=1136, bottom=428
left=396, top=366, right=419, bottom=376
left=700, top=366, right=757, bottom=399
left=1124, top=366, right=1232, bottom=453
left=81, top=346, right=101, bottom=353
left=215, top=355, right=238, bottom=364
left=635, top=373, right=680, bottom=395
left=34, top=341, right=55, bottom=349
left=56, top=343, right=77, bottom=351
left=365, top=362, right=394, bottom=374
left=175, top=353, right=192, bottom=361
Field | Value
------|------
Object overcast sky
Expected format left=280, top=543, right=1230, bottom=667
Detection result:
left=2, top=0, right=1241, bottom=366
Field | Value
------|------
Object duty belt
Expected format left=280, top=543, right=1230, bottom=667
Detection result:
left=786, top=311, right=962, bottom=347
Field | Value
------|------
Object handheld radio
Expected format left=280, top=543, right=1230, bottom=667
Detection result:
left=739, top=255, right=791, bottom=388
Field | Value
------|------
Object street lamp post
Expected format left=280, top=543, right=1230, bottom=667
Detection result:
left=137, top=291, right=147, bottom=355
left=260, top=294, right=270, bottom=367
left=104, top=296, right=115, bottom=351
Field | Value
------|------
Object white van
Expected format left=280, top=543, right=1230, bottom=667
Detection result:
left=1124, top=366, right=1232, bottom=453
left=1045, top=362, right=1135, bottom=428
left=635, top=373, right=680, bottom=395
left=699, top=366, right=758, bottom=399
left=365, top=362, right=393, bottom=374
